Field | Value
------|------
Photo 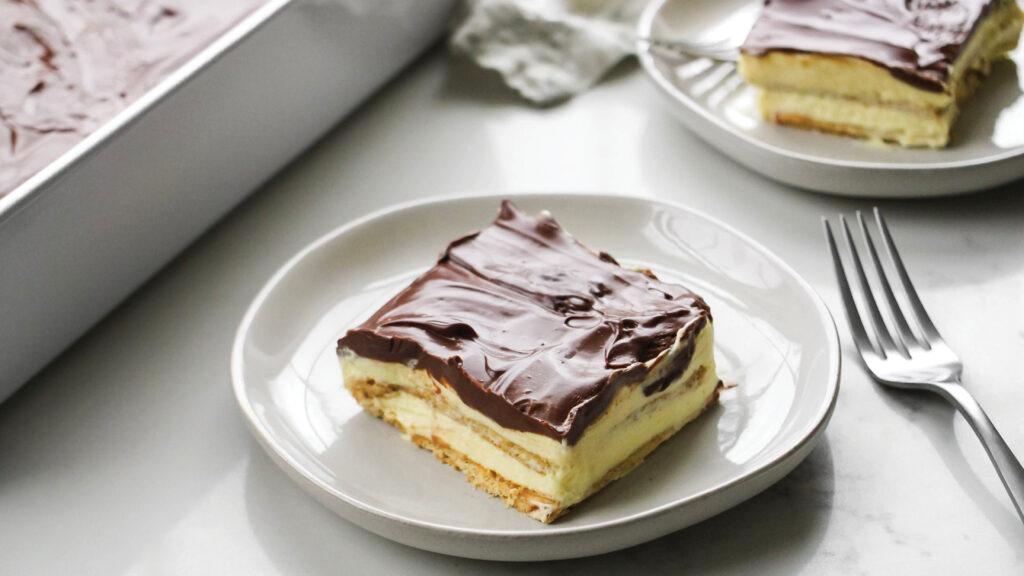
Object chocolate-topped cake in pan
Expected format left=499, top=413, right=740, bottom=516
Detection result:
left=738, top=0, right=1024, bottom=147
left=0, top=0, right=265, bottom=196
left=337, top=201, right=721, bottom=523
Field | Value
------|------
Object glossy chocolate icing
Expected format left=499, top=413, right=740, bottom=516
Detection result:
left=741, top=0, right=1000, bottom=91
left=0, top=0, right=265, bottom=196
left=338, top=201, right=712, bottom=444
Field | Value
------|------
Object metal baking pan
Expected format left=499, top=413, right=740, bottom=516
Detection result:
left=0, top=0, right=455, bottom=401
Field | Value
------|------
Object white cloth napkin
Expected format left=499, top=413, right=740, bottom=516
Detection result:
left=450, top=0, right=648, bottom=104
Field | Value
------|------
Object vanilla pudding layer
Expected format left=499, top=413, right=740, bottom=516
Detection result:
left=739, top=0, right=1023, bottom=147
left=757, top=91, right=962, bottom=147
left=340, top=324, right=719, bottom=523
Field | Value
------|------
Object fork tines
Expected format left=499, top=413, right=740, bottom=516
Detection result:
left=823, top=208, right=946, bottom=362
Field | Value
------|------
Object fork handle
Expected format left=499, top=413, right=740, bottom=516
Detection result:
left=637, top=38, right=740, bottom=62
left=938, top=383, right=1024, bottom=525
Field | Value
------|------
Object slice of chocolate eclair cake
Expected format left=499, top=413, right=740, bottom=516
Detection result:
left=739, top=0, right=1024, bottom=147
left=337, top=201, right=720, bottom=522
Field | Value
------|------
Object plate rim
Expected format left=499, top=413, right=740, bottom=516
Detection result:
left=636, top=0, right=1024, bottom=172
left=230, top=191, right=842, bottom=539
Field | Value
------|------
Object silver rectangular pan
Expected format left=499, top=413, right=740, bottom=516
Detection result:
left=0, top=0, right=455, bottom=401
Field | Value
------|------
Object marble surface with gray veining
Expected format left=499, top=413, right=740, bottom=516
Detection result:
left=0, top=51, right=1021, bottom=575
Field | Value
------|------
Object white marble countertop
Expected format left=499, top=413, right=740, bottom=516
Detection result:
left=1, top=51, right=1022, bottom=575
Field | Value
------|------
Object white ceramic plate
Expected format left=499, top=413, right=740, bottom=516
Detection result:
left=638, top=0, right=1024, bottom=197
left=231, top=193, right=840, bottom=561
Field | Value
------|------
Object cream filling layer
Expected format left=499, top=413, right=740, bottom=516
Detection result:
left=757, top=90, right=958, bottom=146
left=340, top=323, right=718, bottom=506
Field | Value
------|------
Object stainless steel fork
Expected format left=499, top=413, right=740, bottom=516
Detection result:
left=824, top=208, right=1024, bottom=525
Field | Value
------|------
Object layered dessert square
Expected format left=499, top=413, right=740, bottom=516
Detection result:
left=738, top=0, right=1024, bottom=147
left=337, top=201, right=720, bottom=523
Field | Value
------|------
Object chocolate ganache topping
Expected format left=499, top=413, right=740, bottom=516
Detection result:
left=0, top=0, right=266, bottom=196
left=741, top=0, right=1000, bottom=91
left=337, top=201, right=712, bottom=445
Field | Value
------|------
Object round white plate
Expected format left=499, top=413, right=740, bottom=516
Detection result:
left=231, top=193, right=840, bottom=561
left=638, top=0, right=1024, bottom=197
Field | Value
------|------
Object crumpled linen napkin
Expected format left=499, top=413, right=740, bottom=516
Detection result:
left=450, top=0, right=648, bottom=104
